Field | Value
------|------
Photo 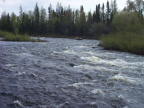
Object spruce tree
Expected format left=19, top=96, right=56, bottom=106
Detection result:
left=34, top=3, right=40, bottom=34
left=102, top=3, right=105, bottom=24
left=79, top=5, right=86, bottom=36
left=106, top=1, right=110, bottom=25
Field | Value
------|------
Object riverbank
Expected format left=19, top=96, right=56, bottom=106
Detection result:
left=0, top=31, right=47, bottom=42
left=100, top=32, right=144, bottom=55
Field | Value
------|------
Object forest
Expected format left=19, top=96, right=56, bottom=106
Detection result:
left=0, top=0, right=117, bottom=38
left=1, top=0, right=144, bottom=38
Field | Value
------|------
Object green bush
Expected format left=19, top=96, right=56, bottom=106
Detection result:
left=0, top=31, right=46, bottom=42
left=100, top=32, right=144, bottom=55
left=0, top=31, right=32, bottom=41
left=112, top=12, right=144, bottom=34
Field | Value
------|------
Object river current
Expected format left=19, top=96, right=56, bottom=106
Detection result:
left=0, top=37, right=144, bottom=108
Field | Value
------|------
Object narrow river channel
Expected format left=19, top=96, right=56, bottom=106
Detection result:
left=0, top=37, right=144, bottom=108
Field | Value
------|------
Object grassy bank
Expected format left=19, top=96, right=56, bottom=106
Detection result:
left=0, top=31, right=46, bottom=42
left=100, top=32, right=144, bottom=55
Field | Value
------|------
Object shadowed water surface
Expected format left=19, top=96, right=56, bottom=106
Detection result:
left=0, top=37, right=144, bottom=108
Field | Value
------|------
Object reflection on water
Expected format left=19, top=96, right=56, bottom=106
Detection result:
left=0, top=38, right=144, bottom=108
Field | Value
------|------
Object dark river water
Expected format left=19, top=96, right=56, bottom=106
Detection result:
left=0, top=37, right=144, bottom=108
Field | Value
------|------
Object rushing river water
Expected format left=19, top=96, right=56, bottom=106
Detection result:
left=0, top=37, right=144, bottom=108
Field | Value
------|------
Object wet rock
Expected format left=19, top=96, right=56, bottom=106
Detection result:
left=84, top=74, right=93, bottom=80
left=69, top=63, right=75, bottom=67
left=24, top=100, right=36, bottom=106
left=92, top=46, right=97, bottom=48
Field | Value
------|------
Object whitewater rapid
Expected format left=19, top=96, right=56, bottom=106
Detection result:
left=0, top=37, right=144, bottom=108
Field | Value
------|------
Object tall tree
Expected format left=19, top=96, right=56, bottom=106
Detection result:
left=87, top=11, right=93, bottom=27
left=7, top=13, right=12, bottom=32
left=48, top=4, right=53, bottom=20
left=126, top=0, right=136, bottom=12
left=96, top=4, right=101, bottom=23
left=11, top=12, right=18, bottom=35
left=106, top=0, right=110, bottom=25
left=111, top=0, right=117, bottom=14
left=101, top=3, right=105, bottom=23
left=19, top=5, right=24, bottom=34
left=63, top=7, right=73, bottom=35
left=34, top=3, right=40, bottom=34
left=39, top=7, right=47, bottom=34
left=113, top=0, right=117, bottom=14
left=19, top=5, right=23, bottom=23
left=28, top=10, right=35, bottom=34
left=74, top=9, right=80, bottom=35
left=0, top=12, right=7, bottom=31
left=79, top=5, right=86, bottom=36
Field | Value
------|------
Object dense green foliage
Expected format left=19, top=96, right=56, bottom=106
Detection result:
left=100, top=0, right=144, bottom=55
left=100, top=32, right=144, bottom=54
left=0, top=31, right=44, bottom=42
left=0, top=1, right=117, bottom=38
left=0, top=31, right=31, bottom=41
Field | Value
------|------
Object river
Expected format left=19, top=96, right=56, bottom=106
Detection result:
left=0, top=37, right=144, bottom=108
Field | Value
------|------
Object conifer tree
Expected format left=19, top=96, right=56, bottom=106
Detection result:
left=106, top=1, right=110, bottom=25
left=19, top=5, right=23, bottom=23
left=102, top=3, right=105, bottom=24
left=7, top=13, right=12, bottom=32
left=40, top=7, right=47, bottom=34
left=34, top=3, right=40, bottom=34
left=0, top=12, right=7, bottom=31
left=11, top=12, right=18, bottom=35
left=96, top=4, right=101, bottom=23
left=79, top=5, right=86, bottom=36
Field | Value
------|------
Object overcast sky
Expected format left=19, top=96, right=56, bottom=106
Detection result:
left=0, top=0, right=127, bottom=16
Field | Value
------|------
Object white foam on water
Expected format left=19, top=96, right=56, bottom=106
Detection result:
left=95, top=66, right=115, bottom=72
left=91, top=89, right=105, bottom=95
left=53, top=51, right=60, bottom=54
left=81, top=56, right=129, bottom=67
left=130, top=62, right=144, bottom=67
left=16, top=72, right=26, bottom=76
left=70, top=82, right=94, bottom=89
left=81, top=56, right=100, bottom=62
left=107, top=59, right=128, bottom=66
left=109, top=74, right=139, bottom=85
left=80, top=51, right=95, bottom=55
left=5, top=64, right=15, bottom=67
left=76, top=46, right=88, bottom=48
left=21, top=47, right=26, bottom=50
left=74, top=65, right=115, bottom=72
left=30, top=73, right=37, bottom=78
left=40, top=77, right=47, bottom=82
left=74, top=65, right=92, bottom=70
left=86, top=51, right=95, bottom=55
left=63, top=50, right=77, bottom=55
left=123, top=106, right=129, bottom=108
left=14, top=53, right=32, bottom=56
left=118, top=94, right=125, bottom=100
left=15, top=72, right=37, bottom=78
left=14, top=100, right=24, bottom=107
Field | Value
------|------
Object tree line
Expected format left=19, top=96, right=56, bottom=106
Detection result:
left=0, top=0, right=144, bottom=39
left=0, top=0, right=117, bottom=38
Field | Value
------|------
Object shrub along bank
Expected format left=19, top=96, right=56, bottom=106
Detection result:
left=0, top=31, right=45, bottom=42
left=100, top=32, right=144, bottom=55
left=100, top=11, right=144, bottom=55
